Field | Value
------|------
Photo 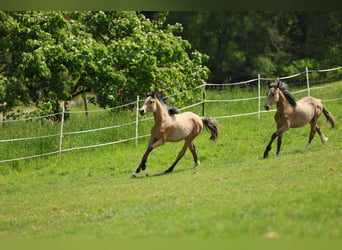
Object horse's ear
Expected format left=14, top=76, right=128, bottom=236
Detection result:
left=147, top=92, right=155, bottom=98
left=276, top=81, right=281, bottom=87
left=268, top=81, right=275, bottom=88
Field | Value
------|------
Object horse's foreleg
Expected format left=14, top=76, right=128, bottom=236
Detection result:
left=265, top=123, right=289, bottom=158
left=131, top=138, right=166, bottom=178
left=264, top=132, right=278, bottom=158
left=276, top=134, right=282, bottom=156
left=164, top=142, right=188, bottom=174
left=131, top=146, right=153, bottom=178
left=189, top=142, right=200, bottom=168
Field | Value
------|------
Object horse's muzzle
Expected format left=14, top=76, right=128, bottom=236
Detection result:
left=264, top=104, right=270, bottom=111
left=139, top=109, right=146, bottom=115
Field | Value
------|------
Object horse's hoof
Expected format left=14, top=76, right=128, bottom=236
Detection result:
left=192, top=160, right=200, bottom=169
left=263, top=153, right=268, bottom=158
left=131, top=173, right=137, bottom=178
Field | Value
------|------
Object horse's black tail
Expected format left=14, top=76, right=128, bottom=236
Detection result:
left=323, top=106, right=335, bottom=128
left=202, top=117, right=219, bottom=141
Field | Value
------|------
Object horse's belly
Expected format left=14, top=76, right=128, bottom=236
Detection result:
left=167, top=126, right=192, bottom=142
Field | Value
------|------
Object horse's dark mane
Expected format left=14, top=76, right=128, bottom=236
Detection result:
left=270, top=81, right=297, bottom=107
left=149, top=92, right=180, bottom=115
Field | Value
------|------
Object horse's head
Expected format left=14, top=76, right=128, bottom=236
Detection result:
left=139, top=93, right=159, bottom=115
left=264, top=81, right=280, bottom=111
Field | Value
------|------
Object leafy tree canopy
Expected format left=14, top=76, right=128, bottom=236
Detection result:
left=0, top=11, right=209, bottom=115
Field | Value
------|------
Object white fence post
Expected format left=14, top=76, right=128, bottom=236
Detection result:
left=202, top=85, right=206, bottom=117
left=135, top=95, right=140, bottom=146
left=258, top=74, right=261, bottom=120
left=306, top=66, right=311, bottom=97
left=59, top=105, right=65, bottom=156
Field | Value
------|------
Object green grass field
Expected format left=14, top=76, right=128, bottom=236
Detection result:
left=0, top=81, right=341, bottom=239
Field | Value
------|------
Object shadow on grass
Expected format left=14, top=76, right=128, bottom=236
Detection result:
left=131, top=167, right=194, bottom=179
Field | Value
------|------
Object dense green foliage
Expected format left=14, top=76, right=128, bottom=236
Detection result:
left=0, top=11, right=209, bottom=115
left=165, top=11, right=342, bottom=83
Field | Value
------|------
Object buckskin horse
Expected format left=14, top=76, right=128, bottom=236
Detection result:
left=132, top=92, right=218, bottom=178
left=263, top=81, right=335, bottom=158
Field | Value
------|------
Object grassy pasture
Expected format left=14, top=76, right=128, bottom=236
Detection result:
left=0, top=81, right=341, bottom=239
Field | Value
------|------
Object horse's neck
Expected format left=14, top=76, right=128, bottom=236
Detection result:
left=277, top=91, right=292, bottom=112
left=153, top=101, right=170, bottom=125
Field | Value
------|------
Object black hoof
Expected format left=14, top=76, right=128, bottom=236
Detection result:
left=263, top=152, right=269, bottom=158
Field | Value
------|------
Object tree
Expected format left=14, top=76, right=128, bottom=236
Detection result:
left=0, top=11, right=209, bottom=117
left=166, top=11, right=342, bottom=83
left=0, top=11, right=98, bottom=117
left=78, top=11, right=209, bottom=107
left=166, top=11, right=284, bottom=83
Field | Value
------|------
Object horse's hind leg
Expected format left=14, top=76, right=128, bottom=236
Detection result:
left=189, top=142, right=200, bottom=168
left=306, top=124, right=315, bottom=150
left=306, top=119, right=320, bottom=150
left=164, top=142, right=188, bottom=174
left=316, top=124, right=328, bottom=143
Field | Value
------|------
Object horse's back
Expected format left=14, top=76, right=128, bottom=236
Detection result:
left=297, top=96, right=322, bottom=105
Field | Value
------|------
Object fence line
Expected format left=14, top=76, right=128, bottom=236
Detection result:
left=1, top=66, right=341, bottom=163
left=205, top=78, right=258, bottom=86
left=1, top=112, right=62, bottom=123
left=311, top=66, right=342, bottom=72
left=0, top=133, right=60, bottom=143
left=65, top=100, right=137, bottom=114
left=205, top=97, right=260, bottom=103
left=277, top=71, right=306, bottom=80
